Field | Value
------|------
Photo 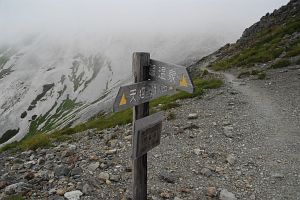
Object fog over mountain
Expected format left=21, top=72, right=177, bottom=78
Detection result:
left=0, top=0, right=288, bottom=145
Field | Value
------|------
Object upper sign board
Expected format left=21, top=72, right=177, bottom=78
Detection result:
left=113, top=81, right=175, bottom=112
left=149, top=59, right=194, bottom=93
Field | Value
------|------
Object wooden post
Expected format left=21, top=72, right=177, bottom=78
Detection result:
left=132, top=52, right=150, bottom=200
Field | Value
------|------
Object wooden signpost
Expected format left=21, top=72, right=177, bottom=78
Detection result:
left=113, top=52, right=194, bottom=200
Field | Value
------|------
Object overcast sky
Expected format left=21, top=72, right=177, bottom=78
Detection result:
left=0, top=0, right=290, bottom=65
left=0, top=0, right=289, bottom=40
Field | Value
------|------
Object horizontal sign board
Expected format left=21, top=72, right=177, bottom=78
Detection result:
left=133, top=111, right=164, bottom=159
left=149, top=59, right=194, bottom=93
left=113, top=81, right=175, bottom=112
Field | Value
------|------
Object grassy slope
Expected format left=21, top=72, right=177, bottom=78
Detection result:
left=0, top=77, right=222, bottom=152
left=211, top=13, right=300, bottom=71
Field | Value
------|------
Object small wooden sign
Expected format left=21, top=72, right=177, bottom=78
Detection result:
left=150, top=59, right=194, bottom=93
left=113, top=81, right=175, bottom=112
left=133, top=111, right=164, bottom=159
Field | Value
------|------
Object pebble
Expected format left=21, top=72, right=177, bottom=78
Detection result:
left=188, top=113, right=198, bottom=119
left=219, top=189, right=237, bottom=200
left=54, top=165, right=70, bottom=177
left=82, top=183, right=92, bottom=194
left=271, top=172, right=284, bottom=179
left=106, top=149, right=117, bottom=155
left=174, top=197, right=182, bottom=200
left=193, top=148, right=204, bottom=155
left=99, top=172, right=110, bottom=180
left=207, top=187, right=217, bottom=197
left=201, top=168, right=213, bottom=177
left=226, top=154, right=236, bottom=165
left=4, top=182, right=30, bottom=195
left=57, top=188, right=66, bottom=196
left=110, top=174, right=120, bottom=182
left=87, top=162, right=100, bottom=172
left=159, top=171, right=177, bottom=183
left=223, top=126, right=234, bottom=137
left=64, top=190, right=83, bottom=200
left=37, top=157, right=45, bottom=165
left=0, top=181, right=8, bottom=189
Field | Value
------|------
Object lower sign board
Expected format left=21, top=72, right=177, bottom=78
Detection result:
left=133, top=111, right=164, bottom=159
left=113, top=81, right=175, bottom=112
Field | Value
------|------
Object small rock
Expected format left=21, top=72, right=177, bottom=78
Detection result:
left=201, top=168, right=213, bottom=177
left=56, top=188, right=66, bottom=196
left=106, top=149, right=117, bottom=155
left=49, top=188, right=57, bottom=195
left=71, top=167, right=83, bottom=176
left=99, top=172, right=110, bottom=180
left=159, top=171, right=177, bottom=183
left=64, top=190, right=83, bottom=200
left=160, top=191, right=173, bottom=198
left=223, top=126, right=234, bottom=138
left=182, top=123, right=199, bottom=130
left=193, top=148, right=204, bottom=155
left=215, top=166, right=225, bottom=173
left=271, top=173, right=284, bottom=179
left=24, top=161, right=36, bottom=169
left=61, top=149, right=74, bottom=157
left=68, top=144, right=77, bottom=151
left=110, top=174, right=120, bottom=182
left=54, top=165, right=70, bottom=177
left=124, top=135, right=132, bottom=141
left=174, top=197, right=182, bottom=200
left=219, top=189, right=237, bottom=200
left=4, top=182, right=30, bottom=195
left=108, top=139, right=118, bottom=147
left=45, top=153, right=55, bottom=160
left=0, top=181, right=8, bottom=189
left=188, top=113, right=198, bottom=119
left=82, top=183, right=92, bottom=194
left=226, top=154, right=236, bottom=165
left=24, top=172, right=35, bottom=180
left=207, top=187, right=217, bottom=197
left=106, top=179, right=111, bottom=185
left=87, top=162, right=100, bottom=172
left=37, top=157, right=45, bottom=165
left=250, top=193, right=256, bottom=200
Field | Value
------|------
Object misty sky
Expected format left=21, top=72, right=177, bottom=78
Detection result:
left=0, top=0, right=289, bottom=40
left=0, top=0, right=289, bottom=64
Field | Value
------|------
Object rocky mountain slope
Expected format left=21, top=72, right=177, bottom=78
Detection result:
left=0, top=36, right=131, bottom=147
left=190, top=0, right=300, bottom=73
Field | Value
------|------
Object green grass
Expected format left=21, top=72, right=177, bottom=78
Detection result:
left=238, top=69, right=262, bottom=78
left=270, top=59, right=291, bottom=69
left=3, top=195, right=24, bottom=200
left=257, top=72, right=266, bottom=80
left=211, top=14, right=300, bottom=71
left=166, top=112, right=176, bottom=120
left=0, top=78, right=222, bottom=153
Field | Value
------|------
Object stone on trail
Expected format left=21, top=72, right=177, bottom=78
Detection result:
left=219, top=189, right=237, bottom=200
left=64, top=190, right=83, bottom=200
left=226, top=154, right=236, bottom=165
left=223, top=126, right=234, bottom=138
left=99, top=172, right=110, bottom=180
left=188, top=113, right=198, bottom=119
left=87, top=162, right=100, bottom=172
left=207, top=187, right=217, bottom=197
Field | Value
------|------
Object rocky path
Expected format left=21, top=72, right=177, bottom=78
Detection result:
left=0, top=66, right=299, bottom=200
